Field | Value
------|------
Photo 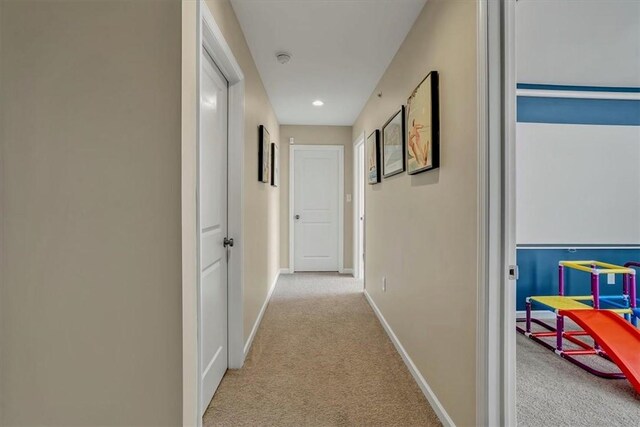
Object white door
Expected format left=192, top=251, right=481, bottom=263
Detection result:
left=356, top=141, right=365, bottom=280
left=293, top=147, right=342, bottom=271
left=200, top=49, right=228, bottom=414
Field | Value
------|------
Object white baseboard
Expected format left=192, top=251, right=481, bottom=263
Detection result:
left=516, top=309, right=556, bottom=319
left=282, top=267, right=353, bottom=275
left=244, top=270, right=280, bottom=357
left=364, top=290, right=455, bottom=427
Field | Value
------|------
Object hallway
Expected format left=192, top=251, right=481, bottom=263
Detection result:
left=204, top=273, right=441, bottom=426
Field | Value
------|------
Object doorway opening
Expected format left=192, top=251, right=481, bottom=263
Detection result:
left=495, top=1, right=640, bottom=425
left=182, top=2, right=246, bottom=425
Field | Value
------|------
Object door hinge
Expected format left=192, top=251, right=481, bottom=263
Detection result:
left=223, top=237, right=234, bottom=248
left=508, top=265, right=519, bottom=280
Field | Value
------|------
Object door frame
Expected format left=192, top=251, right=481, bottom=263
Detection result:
left=182, top=1, right=246, bottom=425
left=353, top=132, right=365, bottom=281
left=476, top=0, right=517, bottom=425
left=289, top=145, right=345, bottom=273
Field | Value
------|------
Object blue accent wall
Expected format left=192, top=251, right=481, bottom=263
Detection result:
left=517, top=83, right=640, bottom=93
left=516, top=247, right=640, bottom=310
left=517, top=96, right=640, bottom=126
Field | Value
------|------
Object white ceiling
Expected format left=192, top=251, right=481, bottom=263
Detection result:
left=230, top=0, right=427, bottom=126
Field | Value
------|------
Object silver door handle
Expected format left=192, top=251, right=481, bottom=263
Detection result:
left=295, top=214, right=300, bottom=220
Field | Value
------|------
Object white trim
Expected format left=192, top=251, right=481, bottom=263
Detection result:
left=226, top=80, right=246, bottom=370
left=183, top=2, right=246, bottom=424
left=353, top=132, right=365, bottom=281
left=201, top=5, right=244, bottom=83
left=517, top=246, right=640, bottom=250
left=516, top=310, right=556, bottom=320
left=338, top=146, right=344, bottom=274
left=475, top=1, right=489, bottom=425
left=289, top=145, right=345, bottom=273
left=201, top=0, right=246, bottom=370
left=477, top=1, right=516, bottom=425
left=289, top=147, right=294, bottom=271
left=341, top=268, right=354, bottom=275
left=516, top=89, right=640, bottom=100
left=502, top=1, right=517, bottom=425
left=244, top=270, right=280, bottom=357
left=279, top=268, right=291, bottom=275
left=181, top=1, right=198, bottom=424
left=364, top=291, right=455, bottom=427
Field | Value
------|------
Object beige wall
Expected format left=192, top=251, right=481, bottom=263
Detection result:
left=279, top=125, right=353, bottom=271
left=352, top=1, right=478, bottom=425
left=0, top=0, right=281, bottom=424
left=0, top=1, right=182, bottom=425
left=205, top=0, right=280, bottom=341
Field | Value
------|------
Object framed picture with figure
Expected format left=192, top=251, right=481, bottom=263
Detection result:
left=406, top=71, right=439, bottom=174
left=382, top=106, right=406, bottom=177
left=258, top=125, right=270, bottom=182
left=367, top=130, right=381, bottom=185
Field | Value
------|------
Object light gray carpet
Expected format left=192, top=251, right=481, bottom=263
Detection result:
left=203, top=273, right=441, bottom=427
left=517, top=318, right=640, bottom=426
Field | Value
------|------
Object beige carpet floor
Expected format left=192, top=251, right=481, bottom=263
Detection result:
left=203, top=273, right=441, bottom=427
left=517, top=318, right=640, bottom=426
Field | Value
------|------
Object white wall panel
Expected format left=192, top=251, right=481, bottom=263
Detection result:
left=516, top=123, right=640, bottom=244
left=516, top=0, right=640, bottom=87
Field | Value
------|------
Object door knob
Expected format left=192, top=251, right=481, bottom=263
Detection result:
left=223, top=237, right=234, bottom=248
left=295, top=214, right=300, bottom=220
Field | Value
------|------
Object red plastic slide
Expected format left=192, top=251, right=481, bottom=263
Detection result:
left=560, top=309, right=640, bottom=393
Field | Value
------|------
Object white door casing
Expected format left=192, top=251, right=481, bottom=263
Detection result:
left=183, top=3, right=246, bottom=425
left=199, top=49, right=228, bottom=414
left=354, top=134, right=365, bottom=281
left=476, top=1, right=517, bottom=425
left=290, top=146, right=344, bottom=272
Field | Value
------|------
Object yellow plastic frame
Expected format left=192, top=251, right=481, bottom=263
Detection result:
left=560, top=260, right=635, bottom=275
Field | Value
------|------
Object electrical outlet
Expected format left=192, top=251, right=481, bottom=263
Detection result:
left=382, top=276, right=386, bottom=292
left=607, top=273, right=616, bottom=285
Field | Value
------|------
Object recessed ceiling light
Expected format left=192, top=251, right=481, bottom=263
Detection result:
left=312, top=100, right=324, bottom=107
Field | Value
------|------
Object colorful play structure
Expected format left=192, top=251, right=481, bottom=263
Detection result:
left=516, top=260, right=640, bottom=393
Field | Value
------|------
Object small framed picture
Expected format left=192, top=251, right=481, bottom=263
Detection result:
left=406, top=71, right=440, bottom=174
left=367, top=130, right=381, bottom=185
left=382, top=106, right=406, bottom=178
left=258, top=125, right=270, bottom=182
left=270, top=142, right=279, bottom=187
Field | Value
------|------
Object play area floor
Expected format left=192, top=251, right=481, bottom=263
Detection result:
left=517, top=319, right=640, bottom=426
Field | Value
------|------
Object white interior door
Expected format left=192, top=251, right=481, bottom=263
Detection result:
left=293, top=147, right=341, bottom=272
left=199, top=49, right=228, bottom=414
left=356, top=142, right=365, bottom=280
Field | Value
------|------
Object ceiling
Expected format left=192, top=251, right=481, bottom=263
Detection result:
left=230, top=0, right=427, bottom=126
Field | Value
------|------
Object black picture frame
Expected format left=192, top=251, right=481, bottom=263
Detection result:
left=258, top=125, right=270, bottom=183
left=367, top=129, right=381, bottom=185
left=406, top=70, right=440, bottom=175
left=382, top=105, right=406, bottom=178
left=270, top=142, right=279, bottom=187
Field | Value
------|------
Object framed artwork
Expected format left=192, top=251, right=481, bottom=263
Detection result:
left=270, top=142, right=279, bottom=187
left=382, top=106, right=406, bottom=177
left=367, top=130, right=381, bottom=185
left=406, top=71, right=439, bottom=174
left=258, top=125, right=270, bottom=183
